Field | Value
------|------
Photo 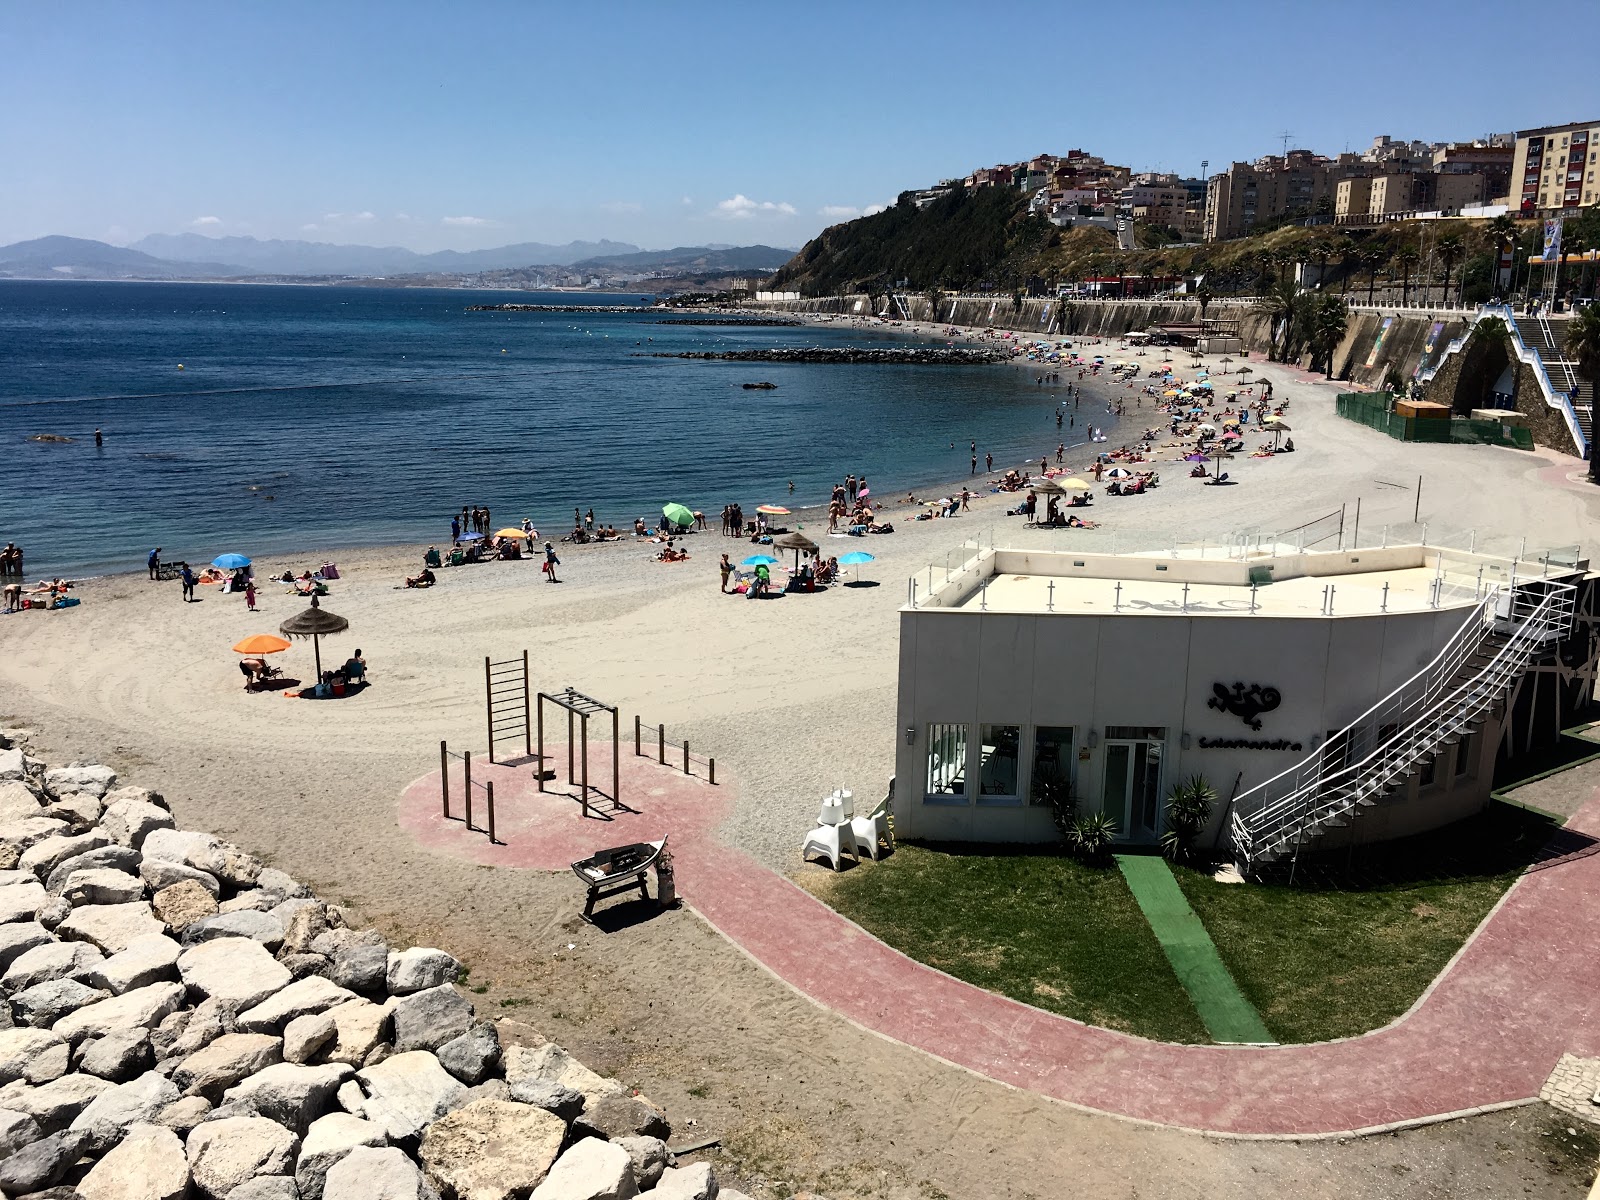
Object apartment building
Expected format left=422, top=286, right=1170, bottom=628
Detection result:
left=1510, top=120, right=1600, bottom=215
left=1203, top=151, right=1377, bottom=241
left=1433, top=142, right=1513, bottom=203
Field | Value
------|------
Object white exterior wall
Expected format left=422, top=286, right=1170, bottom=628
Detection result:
left=893, top=600, right=1498, bottom=846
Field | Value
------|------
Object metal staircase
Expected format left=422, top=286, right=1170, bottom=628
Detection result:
left=1230, top=579, right=1577, bottom=874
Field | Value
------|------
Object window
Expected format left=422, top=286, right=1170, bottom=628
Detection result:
left=1030, top=727, right=1075, bottom=807
left=925, top=724, right=968, bottom=801
left=977, top=725, right=1022, bottom=805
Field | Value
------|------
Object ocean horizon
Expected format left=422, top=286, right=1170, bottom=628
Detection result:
left=0, top=280, right=1118, bottom=577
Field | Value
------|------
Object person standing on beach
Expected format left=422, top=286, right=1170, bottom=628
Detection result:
left=1056, top=443, right=1065, bottom=464
left=985, top=452, right=993, bottom=472
left=719, top=553, right=732, bottom=593
left=180, top=563, right=197, bottom=603
left=245, top=580, right=257, bottom=612
left=585, top=509, right=595, bottom=535
left=147, top=547, right=162, bottom=581
left=450, top=515, right=460, bottom=542
left=543, top=543, right=560, bottom=583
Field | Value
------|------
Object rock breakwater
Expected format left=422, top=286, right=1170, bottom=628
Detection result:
left=464, top=305, right=652, bottom=314
left=0, top=730, right=758, bottom=1200
left=642, top=347, right=1005, bottom=365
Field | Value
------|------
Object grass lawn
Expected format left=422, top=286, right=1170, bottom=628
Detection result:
left=801, top=844, right=1211, bottom=1043
left=1171, top=801, right=1558, bottom=1043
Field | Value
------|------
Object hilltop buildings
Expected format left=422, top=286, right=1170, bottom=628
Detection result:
left=1510, top=120, right=1600, bottom=216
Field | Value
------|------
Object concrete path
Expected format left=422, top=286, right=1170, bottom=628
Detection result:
left=400, top=749, right=1600, bottom=1136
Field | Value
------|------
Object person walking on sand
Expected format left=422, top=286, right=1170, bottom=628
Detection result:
left=245, top=580, right=257, bottom=612
left=1056, top=442, right=1065, bottom=464
left=543, top=543, right=560, bottom=583
left=180, top=563, right=197, bottom=603
left=719, top=553, right=733, bottom=593
left=147, top=547, right=162, bottom=581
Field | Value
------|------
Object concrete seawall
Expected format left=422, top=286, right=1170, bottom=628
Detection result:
left=751, top=295, right=1467, bottom=392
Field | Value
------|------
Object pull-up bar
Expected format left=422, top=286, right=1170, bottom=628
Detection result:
left=535, top=686, right=621, bottom=818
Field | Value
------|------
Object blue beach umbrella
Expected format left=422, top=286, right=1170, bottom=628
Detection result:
left=838, top=550, right=875, bottom=584
left=742, top=555, right=778, bottom=567
left=212, top=553, right=251, bottom=570
left=454, top=532, right=486, bottom=544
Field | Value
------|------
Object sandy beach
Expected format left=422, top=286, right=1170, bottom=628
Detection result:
left=4, top=342, right=1599, bottom=1198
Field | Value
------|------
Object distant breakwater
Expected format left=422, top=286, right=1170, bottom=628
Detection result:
left=465, top=303, right=653, bottom=313
left=655, top=317, right=802, bottom=326
left=641, top=346, right=1007, bottom=365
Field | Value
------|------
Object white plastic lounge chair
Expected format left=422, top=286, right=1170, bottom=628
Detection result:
left=801, top=822, right=855, bottom=871
left=849, top=790, right=894, bottom=861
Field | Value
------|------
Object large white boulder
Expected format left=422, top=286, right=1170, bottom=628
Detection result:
left=354, top=1051, right=466, bottom=1141
left=220, top=1061, right=352, bottom=1134
left=53, top=981, right=187, bottom=1045
left=70, top=1070, right=181, bottom=1148
left=323, top=1146, right=429, bottom=1200
left=236, top=976, right=355, bottom=1034
left=2, top=939, right=102, bottom=991
left=526, top=1136, right=638, bottom=1200
left=56, top=901, right=166, bottom=953
left=101, top=798, right=176, bottom=849
left=44, top=764, right=117, bottom=799
left=77, top=1121, right=191, bottom=1200
left=177, top=938, right=292, bottom=1010
left=322, top=1000, right=390, bottom=1066
left=0, top=880, right=48, bottom=924
left=294, top=1112, right=388, bottom=1200
left=62, top=868, right=146, bottom=907
left=172, top=1033, right=284, bottom=1101
left=80, top=933, right=182, bottom=995
left=186, top=1115, right=299, bottom=1199
left=20, top=831, right=112, bottom=878
left=385, top=949, right=459, bottom=996
left=0, top=1028, right=71, bottom=1086
left=420, top=1099, right=570, bottom=1200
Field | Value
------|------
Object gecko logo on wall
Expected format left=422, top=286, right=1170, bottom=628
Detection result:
left=1207, top=682, right=1282, bottom=730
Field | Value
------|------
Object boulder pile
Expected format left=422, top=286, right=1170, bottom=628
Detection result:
left=0, top=734, right=750, bottom=1200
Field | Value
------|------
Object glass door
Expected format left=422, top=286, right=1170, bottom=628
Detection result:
left=1101, top=742, right=1133, bottom=837
left=1102, top=736, right=1165, bottom=842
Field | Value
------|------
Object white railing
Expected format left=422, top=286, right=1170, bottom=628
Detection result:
left=1495, top=305, right=1586, bottom=455
left=1230, top=579, right=1577, bottom=871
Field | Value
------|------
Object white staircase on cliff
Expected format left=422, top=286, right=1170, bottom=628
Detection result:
left=1229, top=578, right=1576, bottom=875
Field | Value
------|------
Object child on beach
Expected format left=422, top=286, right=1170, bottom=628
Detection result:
left=245, top=581, right=257, bottom=612
left=719, top=553, right=733, bottom=593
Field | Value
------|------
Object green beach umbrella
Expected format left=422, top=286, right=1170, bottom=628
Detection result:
left=662, top=503, right=694, bottom=528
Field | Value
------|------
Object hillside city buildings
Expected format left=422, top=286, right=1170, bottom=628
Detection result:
left=953, top=120, right=1595, bottom=245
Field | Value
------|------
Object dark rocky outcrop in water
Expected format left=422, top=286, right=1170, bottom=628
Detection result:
left=642, top=347, right=1005, bottom=365
left=464, top=304, right=650, bottom=313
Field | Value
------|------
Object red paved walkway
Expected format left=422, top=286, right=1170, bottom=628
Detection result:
left=400, top=748, right=1600, bottom=1136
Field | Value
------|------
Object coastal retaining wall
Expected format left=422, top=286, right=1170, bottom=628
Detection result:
left=750, top=295, right=1467, bottom=392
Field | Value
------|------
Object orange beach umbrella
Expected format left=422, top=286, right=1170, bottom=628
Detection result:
left=232, top=635, right=291, bottom=656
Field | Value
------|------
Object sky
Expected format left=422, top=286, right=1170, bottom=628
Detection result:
left=3, top=0, right=1597, bottom=254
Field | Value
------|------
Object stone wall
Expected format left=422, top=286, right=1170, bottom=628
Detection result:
left=0, top=731, right=752, bottom=1200
left=1423, top=331, right=1580, bottom=457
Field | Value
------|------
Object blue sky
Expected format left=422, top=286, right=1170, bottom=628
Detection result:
left=3, top=0, right=1596, bottom=252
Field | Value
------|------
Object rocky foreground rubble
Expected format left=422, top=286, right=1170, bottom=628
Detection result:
left=0, top=735, right=751, bottom=1200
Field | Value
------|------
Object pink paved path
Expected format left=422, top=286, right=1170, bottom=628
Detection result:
left=400, top=750, right=1600, bottom=1136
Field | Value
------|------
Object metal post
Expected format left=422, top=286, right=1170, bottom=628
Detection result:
left=1047, top=580, right=1055, bottom=611
left=634, top=714, right=641, bottom=757
left=1338, top=503, right=1345, bottom=550
left=566, top=707, right=574, bottom=784
left=612, top=707, right=620, bottom=807
left=1250, top=583, right=1258, bottom=613
left=709, top=758, right=716, bottom=785
left=1518, top=536, right=1526, bottom=570
left=486, top=781, right=497, bottom=845
left=658, top=724, right=666, bottom=765
left=536, top=695, right=545, bottom=792
left=980, top=579, right=988, bottom=610
left=1328, top=584, right=1336, bottom=613
left=440, top=741, right=449, bottom=819
left=580, top=715, right=589, bottom=818
left=1114, top=582, right=1123, bottom=611
left=1382, top=582, right=1389, bottom=612
left=1414, top=474, right=1422, bottom=522
left=683, top=740, right=690, bottom=776
left=1476, top=564, right=1485, bottom=597
left=1182, top=583, right=1190, bottom=612
left=464, top=750, right=473, bottom=832
left=1469, top=529, right=1476, bottom=554
left=945, top=551, right=951, bottom=581
left=522, top=650, right=532, bottom=759
left=484, top=657, right=495, bottom=764
left=1352, top=497, right=1360, bottom=550
left=1421, top=522, right=1428, bottom=546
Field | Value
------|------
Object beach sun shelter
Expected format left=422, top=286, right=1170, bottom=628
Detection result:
left=773, top=531, right=819, bottom=571
left=279, top=595, right=349, bottom=680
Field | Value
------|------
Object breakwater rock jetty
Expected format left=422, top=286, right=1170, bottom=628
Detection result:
left=654, top=318, right=801, bottom=327
left=464, top=304, right=652, bottom=314
left=0, top=729, right=755, bottom=1200
left=643, top=346, right=1006, bottom=365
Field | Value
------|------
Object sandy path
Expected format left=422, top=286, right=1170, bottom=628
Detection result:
left=4, top=350, right=1599, bottom=1197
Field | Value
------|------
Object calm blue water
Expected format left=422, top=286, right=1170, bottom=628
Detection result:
left=0, top=281, right=1114, bottom=576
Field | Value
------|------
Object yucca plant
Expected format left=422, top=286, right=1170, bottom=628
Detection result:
left=1067, top=812, right=1118, bottom=864
left=1033, top=762, right=1077, bottom=838
left=1159, top=775, right=1218, bottom=863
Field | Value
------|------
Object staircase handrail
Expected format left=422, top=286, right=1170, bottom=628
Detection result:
left=1497, top=305, right=1586, bottom=455
left=1232, top=581, right=1575, bottom=865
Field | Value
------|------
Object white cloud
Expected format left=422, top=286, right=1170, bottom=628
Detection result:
left=442, top=215, right=491, bottom=227
left=320, top=211, right=376, bottom=223
left=394, top=212, right=413, bottom=222
left=300, top=223, right=320, bottom=232
left=680, top=195, right=693, bottom=206
left=712, top=194, right=797, bottom=220
left=819, top=205, right=860, bottom=219
left=863, top=203, right=888, bottom=216
left=191, top=216, right=222, bottom=227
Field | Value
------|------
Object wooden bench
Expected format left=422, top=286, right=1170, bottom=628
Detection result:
left=570, top=838, right=666, bottom=921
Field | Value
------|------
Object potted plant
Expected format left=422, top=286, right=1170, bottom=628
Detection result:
left=1159, top=775, right=1218, bottom=864
left=1067, top=812, right=1118, bottom=864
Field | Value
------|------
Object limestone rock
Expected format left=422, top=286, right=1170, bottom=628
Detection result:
left=389, top=987, right=472, bottom=1055
left=101, top=799, right=175, bottom=850
left=384, top=951, right=458, bottom=997
left=185, top=1116, right=299, bottom=1200
left=282, top=1014, right=335, bottom=1065
left=0, top=784, right=44, bottom=825
left=61, top=869, right=144, bottom=909
left=0, top=925, right=53, bottom=975
left=221, top=1062, right=351, bottom=1135
left=173, top=1034, right=283, bottom=1102
left=613, top=1138, right=668, bottom=1192
left=0, top=1128, right=91, bottom=1195
left=45, top=846, right=142, bottom=895
left=293, top=1113, right=387, bottom=1200
left=35, top=897, right=71, bottom=932
left=334, top=1082, right=364, bottom=1117
left=255, top=870, right=309, bottom=900
left=139, top=831, right=229, bottom=878
left=279, top=954, right=332, bottom=982
left=0, top=882, right=48, bottom=925
left=278, top=908, right=327, bottom=958
left=0, top=1029, right=70, bottom=1086
left=152, top=881, right=217, bottom=932
left=70, top=1070, right=181, bottom=1150
left=502, top=1044, right=615, bottom=1100
left=177, top=939, right=291, bottom=1011
left=525, top=1137, right=637, bottom=1200
left=20, top=832, right=112, bottom=879
left=434, top=1024, right=498, bottom=1087
left=321, top=1147, right=426, bottom=1200
left=0, top=820, right=69, bottom=857
left=53, top=982, right=187, bottom=1046
left=572, top=1091, right=670, bottom=1143
left=419, top=1100, right=567, bottom=1200
left=77, top=1122, right=191, bottom=1200
left=44, top=764, right=117, bottom=799
left=183, top=912, right=284, bottom=952
left=329, top=947, right=386, bottom=997
left=56, top=901, right=165, bottom=954
left=76, top=1029, right=153, bottom=1082
left=456, top=1080, right=508, bottom=1106
left=153, top=1095, right=211, bottom=1136
left=79, top=933, right=182, bottom=995
left=140, top=860, right=220, bottom=899
left=220, top=893, right=272, bottom=916
left=0, top=1109, right=41, bottom=1159
left=226, top=1179, right=298, bottom=1200
left=354, top=1052, right=465, bottom=1142
left=42, top=793, right=105, bottom=830
left=505, top=1079, right=582, bottom=1124
left=308, top=931, right=382, bottom=962
left=2, top=941, right=101, bottom=992
left=322, top=1003, right=389, bottom=1068
left=12, top=978, right=110, bottom=1028
left=3, top=1072, right=113, bottom=1131
left=643, top=1164, right=716, bottom=1200
left=237, top=978, right=355, bottom=1035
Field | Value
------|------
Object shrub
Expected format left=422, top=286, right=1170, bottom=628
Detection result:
left=1067, top=812, right=1118, bottom=864
left=1159, top=775, right=1218, bottom=864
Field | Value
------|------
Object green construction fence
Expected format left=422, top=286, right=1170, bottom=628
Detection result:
left=1335, top=393, right=1534, bottom=451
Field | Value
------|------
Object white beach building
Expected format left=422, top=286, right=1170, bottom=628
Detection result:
left=892, top=541, right=1596, bottom=869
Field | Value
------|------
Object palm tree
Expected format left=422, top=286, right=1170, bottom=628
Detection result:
left=1395, top=243, right=1421, bottom=306
left=1488, top=213, right=1517, bottom=300
left=1566, top=303, right=1600, bottom=480
left=1436, top=234, right=1464, bottom=308
left=1255, top=278, right=1299, bottom=361
left=1364, top=247, right=1388, bottom=307
left=1196, top=283, right=1214, bottom=321
left=1333, top=238, right=1358, bottom=295
left=1310, top=294, right=1350, bottom=379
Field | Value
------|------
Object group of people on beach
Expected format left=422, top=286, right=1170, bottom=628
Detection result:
left=0, top=544, right=23, bottom=579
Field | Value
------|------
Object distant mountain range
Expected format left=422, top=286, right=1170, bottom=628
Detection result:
left=0, top=233, right=796, bottom=283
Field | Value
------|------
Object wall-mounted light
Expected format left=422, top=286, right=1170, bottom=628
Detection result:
left=1087, top=729, right=1099, bottom=749
left=905, top=727, right=917, bottom=745
left=1180, top=732, right=1191, bottom=750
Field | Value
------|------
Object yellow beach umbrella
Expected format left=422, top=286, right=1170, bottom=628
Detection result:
left=494, top=528, right=529, bottom=539
left=232, top=635, right=291, bottom=656
left=1058, top=476, right=1091, bottom=489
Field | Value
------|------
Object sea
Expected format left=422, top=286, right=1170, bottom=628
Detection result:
left=0, top=281, right=1119, bottom=577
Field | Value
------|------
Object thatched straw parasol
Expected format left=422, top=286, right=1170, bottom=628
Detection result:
left=279, top=594, right=349, bottom=679
left=772, top=530, right=819, bottom=571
